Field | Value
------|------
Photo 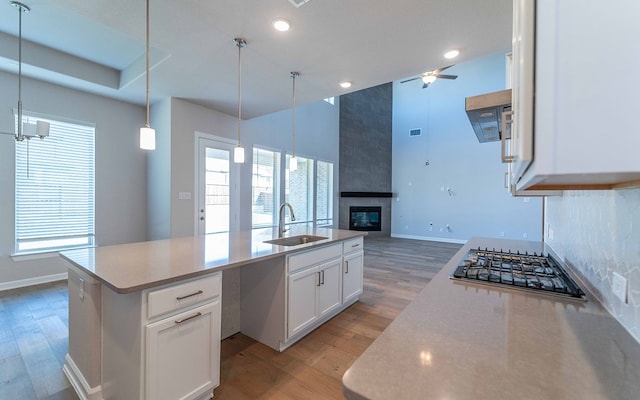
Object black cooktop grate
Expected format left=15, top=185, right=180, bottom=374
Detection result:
left=451, top=248, right=586, bottom=300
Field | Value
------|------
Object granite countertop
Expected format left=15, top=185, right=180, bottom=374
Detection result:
left=60, top=226, right=365, bottom=293
left=342, top=237, right=640, bottom=400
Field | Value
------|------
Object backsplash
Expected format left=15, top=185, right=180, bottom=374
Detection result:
left=545, top=189, right=640, bottom=343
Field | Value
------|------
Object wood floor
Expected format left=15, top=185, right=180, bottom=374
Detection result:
left=0, top=237, right=461, bottom=400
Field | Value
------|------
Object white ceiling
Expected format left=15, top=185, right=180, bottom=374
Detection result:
left=0, top=0, right=512, bottom=119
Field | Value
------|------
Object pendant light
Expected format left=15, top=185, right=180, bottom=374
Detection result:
left=139, top=0, right=155, bottom=150
left=289, top=72, right=300, bottom=171
left=1, top=2, right=51, bottom=142
left=233, top=38, right=247, bottom=163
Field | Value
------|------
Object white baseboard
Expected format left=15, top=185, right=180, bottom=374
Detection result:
left=390, top=233, right=467, bottom=245
left=0, top=272, right=68, bottom=292
left=63, top=354, right=103, bottom=400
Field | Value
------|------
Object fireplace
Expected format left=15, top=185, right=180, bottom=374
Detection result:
left=349, top=206, right=382, bottom=231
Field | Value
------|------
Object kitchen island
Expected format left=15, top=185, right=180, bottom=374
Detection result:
left=343, top=237, right=640, bottom=400
left=59, top=226, right=366, bottom=400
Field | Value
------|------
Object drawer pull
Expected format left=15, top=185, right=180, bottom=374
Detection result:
left=175, top=312, right=202, bottom=324
left=351, top=243, right=360, bottom=248
left=176, top=290, right=203, bottom=300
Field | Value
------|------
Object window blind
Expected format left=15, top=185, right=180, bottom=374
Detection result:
left=15, top=114, right=95, bottom=253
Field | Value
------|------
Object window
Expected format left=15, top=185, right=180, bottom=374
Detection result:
left=323, top=97, right=335, bottom=105
left=15, top=113, right=95, bottom=253
left=252, top=148, right=280, bottom=228
left=315, top=161, right=334, bottom=226
left=285, top=155, right=313, bottom=225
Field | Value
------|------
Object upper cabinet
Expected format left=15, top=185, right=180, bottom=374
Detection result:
left=510, top=0, right=640, bottom=191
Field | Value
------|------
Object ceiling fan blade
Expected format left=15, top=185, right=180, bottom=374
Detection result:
left=435, top=74, right=458, bottom=80
left=401, top=77, right=421, bottom=84
left=434, top=65, right=455, bottom=74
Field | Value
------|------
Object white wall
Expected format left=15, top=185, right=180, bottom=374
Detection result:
left=545, top=189, right=640, bottom=343
left=392, top=52, right=542, bottom=242
left=0, top=71, right=148, bottom=288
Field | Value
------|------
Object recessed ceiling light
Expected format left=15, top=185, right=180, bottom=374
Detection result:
left=444, top=48, right=461, bottom=59
left=272, top=18, right=291, bottom=32
left=339, top=81, right=352, bottom=89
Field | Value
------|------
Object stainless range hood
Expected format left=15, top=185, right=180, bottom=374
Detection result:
left=465, top=89, right=512, bottom=143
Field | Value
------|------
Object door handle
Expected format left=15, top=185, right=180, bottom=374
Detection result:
left=321, top=270, right=325, bottom=285
left=501, top=110, right=514, bottom=163
left=345, top=261, right=349, bottom=274
left=317, top=271, right=321, bottom=287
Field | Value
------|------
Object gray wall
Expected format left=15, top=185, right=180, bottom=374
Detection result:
left=0, top=70, right=147, bottom=288
left=339, top=83, right=393, bottom=237
left=392, top=52, right=542, bottom=242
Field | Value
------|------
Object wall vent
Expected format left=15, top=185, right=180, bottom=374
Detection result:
left=288, top=0, right=311, bottom=7
left=409, top=128, right=422, bottom=137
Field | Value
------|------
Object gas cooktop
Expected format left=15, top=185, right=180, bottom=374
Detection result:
left=451, top=247, right=586, bottom=301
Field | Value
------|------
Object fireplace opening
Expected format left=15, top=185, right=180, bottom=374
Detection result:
left=349, top=206, right=381, bottom=231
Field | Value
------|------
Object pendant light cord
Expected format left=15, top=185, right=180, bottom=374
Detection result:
left=291, top=72, right=299, bottom=157
left=236, top=39, right=245, bottom=146
left=145, top=0, right=150, bottom=128
left=16, top=3, right=24, bottom=141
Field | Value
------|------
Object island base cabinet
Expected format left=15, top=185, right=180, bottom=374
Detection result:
left=342, top=252, right=364, bottom=304
left=146, top=301, right=221, bottom=400
left=287, top=267, right=321, bottom=338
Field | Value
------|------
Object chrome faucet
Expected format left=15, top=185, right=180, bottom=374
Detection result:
left=278, top=202, right=296, bottom=237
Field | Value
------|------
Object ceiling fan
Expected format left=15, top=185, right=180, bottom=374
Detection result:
left=401, top=65, right=458, bottom=88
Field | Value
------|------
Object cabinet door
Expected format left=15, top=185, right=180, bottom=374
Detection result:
left=317, top=260, right=342, bottom=318
left=287, top=267, right=319, bottom=339
left=146, top=300, right=221, bottom=400
left=343, top=252, right=364, bottom=304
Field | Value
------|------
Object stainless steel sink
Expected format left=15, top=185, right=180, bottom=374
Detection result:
left=263, top=235, right=328, bottom=246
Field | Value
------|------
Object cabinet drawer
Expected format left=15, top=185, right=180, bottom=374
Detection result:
left=288, top=243, right=342, bottom=273
left=343, top=237, right=363, bottom=254
left=147, top=273, right=221, bottom=319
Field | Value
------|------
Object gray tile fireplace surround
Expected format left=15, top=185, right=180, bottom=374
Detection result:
left=339, top=83, right=392, bottom=237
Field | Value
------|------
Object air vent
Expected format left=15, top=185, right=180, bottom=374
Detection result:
left=288, top=0, right=311, bottom=7
left=409, top=128, right=422, bottom=137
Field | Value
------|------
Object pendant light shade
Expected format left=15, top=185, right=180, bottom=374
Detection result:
left=289, top=72, right=300, bottom=171
left=233, top=38, right=247, bottom=164
left=140, top=0, right=155, bottom=150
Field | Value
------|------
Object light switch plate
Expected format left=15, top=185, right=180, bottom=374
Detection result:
left=612, top=272, right=627, bottom=303
left=178, top=192, right=191, bottom=200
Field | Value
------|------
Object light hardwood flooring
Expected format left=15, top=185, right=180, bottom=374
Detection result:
left=0, top=237, right=461, bottom=400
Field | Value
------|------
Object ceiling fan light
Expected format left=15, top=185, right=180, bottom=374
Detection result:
left=339, top=81, right=352, bottom=89
left=422, top=75, right=437, bottom=84
left=272, top=18, right=291, bottom=32
left=444, top=49, right=460, bottom=59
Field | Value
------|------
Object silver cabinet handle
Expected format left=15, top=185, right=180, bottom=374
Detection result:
left=321, top=270, right=325, bottom=285
left=175, top=312, right=202, bottom=324
left=345, top=261, right=349, bottom=274
left=501, top=110, right=514, bottom=163
left=317, top=271, right=321, bottom=286
left=176, top=290, right=203, bottom=300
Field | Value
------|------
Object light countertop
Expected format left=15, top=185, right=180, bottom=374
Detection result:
left=60, top=226, right=365, bottom=293
left=342, top=237, right=640, bottom=400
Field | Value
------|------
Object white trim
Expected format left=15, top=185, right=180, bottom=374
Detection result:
left=63, top=354, right=103, bottom=400
left=390, top=233, right=467, bottom=245
left=0, top=272, right=68, bottom=292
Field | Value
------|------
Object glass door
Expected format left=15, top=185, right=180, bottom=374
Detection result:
left=197, top=136, right=239, bottom=235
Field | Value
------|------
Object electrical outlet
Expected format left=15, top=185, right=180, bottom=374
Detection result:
left=428, top=222, right=433, bottom=232
left=612, top=272, right=628, bottom=303
left=522, top=233, right=528, bottom=239
left=500, top=232, right=505, bottom=237
left=548, top=227, right=554, bottom=240
left=524, top=197, right=530, bottom=203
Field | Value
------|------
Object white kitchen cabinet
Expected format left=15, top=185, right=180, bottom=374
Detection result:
left=511, top=0, right=640, bottom=191
left=241, top=238, right=365, bottom=352
left=342, top=237, right=364, bottom=303
left=97, top=273, right=222, bottom=400
left=287, top=252, right=342, bottom=339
